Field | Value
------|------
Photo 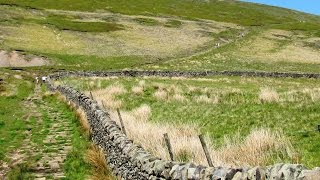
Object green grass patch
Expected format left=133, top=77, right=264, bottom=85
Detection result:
left=43, top=94, right=92, bottom=179
left=41, top=15, right=124, bottom=32
left=133, top=17, right=160, bottom=26
left=43, top=53, right=153, bottom=71
left=0, top=70, right=33, bottom=161
left=6, top=162, right=34, bottom=179
left=164, top=19, right=182, bottom=28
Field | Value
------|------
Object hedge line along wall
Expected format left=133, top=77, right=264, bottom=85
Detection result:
left=47, top=71, right=320, bottom=179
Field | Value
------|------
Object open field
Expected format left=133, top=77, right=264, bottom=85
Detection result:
left=59, top=75, right=320, bottom=167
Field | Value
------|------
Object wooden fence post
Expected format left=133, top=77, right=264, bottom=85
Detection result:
left=101, top=101, right=106, bottom=110
left=198, top=134, right=213, bottom=167
left=163, top=133, right=174, bottom=161
left=117, top=109, right=127, bottom=135
left=90, top=91, right=94, bottom=100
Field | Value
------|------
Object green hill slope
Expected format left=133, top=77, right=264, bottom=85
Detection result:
left=0, top=0, right=319, bottom=71
left=1, top=0, right=320, bottom=29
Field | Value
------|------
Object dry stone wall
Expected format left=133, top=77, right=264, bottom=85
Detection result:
left=49, top=70, right=320, bottom=80
left=47, top=71, right=320, bottom=180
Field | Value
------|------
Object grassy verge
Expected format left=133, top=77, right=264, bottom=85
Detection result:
left=42, top=93, right=92, bottom=179
left=0, top=70, right=33, bottom=161
left=43, top=92, right=114, bottom=179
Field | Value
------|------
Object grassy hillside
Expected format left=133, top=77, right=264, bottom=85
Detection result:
left=1, top=0, right=320, bottom=175
left=0, top=1, right=319, bottom=72
left=1, top=0, right=320, bottom=29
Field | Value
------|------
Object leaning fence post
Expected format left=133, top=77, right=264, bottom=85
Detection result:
left=101, top=101, right=106, bottom=110
left=198, top=134, right=213, bottom=167
left=163, top=133, right=174, bottom=161
left=117, top=109, right=127, bottom=135
left=90, top=91, right=94, bottom=100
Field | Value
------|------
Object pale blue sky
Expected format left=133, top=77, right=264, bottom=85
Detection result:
left=241, top=0, right=320, bottom=15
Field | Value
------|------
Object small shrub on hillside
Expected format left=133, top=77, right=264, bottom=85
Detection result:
left=164, top=19, right=183, bottom=28
left=134, top=18, right=160, bottom=26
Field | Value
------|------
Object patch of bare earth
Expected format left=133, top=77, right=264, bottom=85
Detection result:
left=0, top=50, right=49, bottom=67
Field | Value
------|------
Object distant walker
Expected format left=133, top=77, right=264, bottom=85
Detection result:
left=41, top=76, right=47, bottom=83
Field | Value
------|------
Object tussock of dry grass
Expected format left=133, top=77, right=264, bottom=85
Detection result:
left=109, top=105, right=206, bottom=164
left=194, top=95, right=219, bottom=104
left=108, top=104, right=293, bottom=166
left=86, top=145, right=114, bottom=180
left=282, top=88, right=320, bottom=102
left=259, top=87, right=279, bottom=103
left=138, top=80, right=146, bottom=87
left=214, top=128, right=295, bottom=166
left=75, top=108, right=91, bottom=137
left=131, top=104, right=151, bottom=122
left=172, top=93, right=187, bottom=102
left=89, top=84, right=126, bottom=109
left=302, top=88, right=320, bottom=102
left=154, top=89, right=168, bottom=100
left=132, top=86, right=144, bottom=95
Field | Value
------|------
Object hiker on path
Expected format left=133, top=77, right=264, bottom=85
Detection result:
left=35, top=77, right=39, bottom=84
left=41, top=76, right=47, bottom=83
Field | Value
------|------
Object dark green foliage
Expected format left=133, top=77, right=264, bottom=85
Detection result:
left=134, top=18, right=160, bottom=26
left=45, top=16, right=123, bottom=32
left=7, top=163, right=33, bottom=180
left=28, top=14, right=124, bottom=32
left=164, top=19, right=183, bottom=28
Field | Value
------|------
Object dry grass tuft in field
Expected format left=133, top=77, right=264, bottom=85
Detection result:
left=172, top=93, right=187, bottom=102
left=194, top=94, right=219, bottom=104
left=75, top=108, right=91, bottom=137
left=154, top=89, right=168, bottom=101
left=132, top=86, right=144, bottom=95
left=214, top=128, right=295, bottom=166
left=108, top=104, right=293, bottom=166
left=89, top=84, right=126, bottom=109
left=259, top=87, right=279, bottom=103
left=86, top=145, right=114, bottom=180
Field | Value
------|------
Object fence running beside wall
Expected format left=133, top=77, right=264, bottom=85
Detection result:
left=47, top=70, right=320, bottom=179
